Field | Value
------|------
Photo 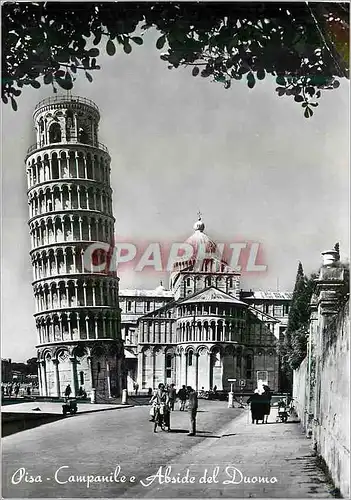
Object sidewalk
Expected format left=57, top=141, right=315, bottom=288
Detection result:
left=1, top=401, right=133, bottom=415
left=129, top=407, right=334, bottom=498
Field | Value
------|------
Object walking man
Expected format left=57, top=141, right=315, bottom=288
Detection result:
left=64, top=384, right=72, bottom=398
left=177, top=385, right=187, bottom=411
left=168, top=384, right=176, bottom=410
left=186, top=386, right=198, bottom=436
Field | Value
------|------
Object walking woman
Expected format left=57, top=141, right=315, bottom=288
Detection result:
left=247, top=389, right=265, bottom=424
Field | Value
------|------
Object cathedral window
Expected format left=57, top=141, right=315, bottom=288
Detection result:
left=283, top=304, right=290, bottom=315
left=146, top=301, right=150, bottom=312
left=127, top=301, right=132, bottom=312
left=79, top=371, right=84, bottom=386
left=187, top=278, right=191, bottom=286
left=205, top=276, right=211, bottom=287
left=188, top=351, right=193, bottom=366
left=166, top=354, right=172, bottom=378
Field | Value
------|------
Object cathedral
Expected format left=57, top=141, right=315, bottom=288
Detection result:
left=120, top=217, right=292, bottom=394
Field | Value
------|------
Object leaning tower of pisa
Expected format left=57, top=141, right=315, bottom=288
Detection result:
left=26, top=95, right=124, bottom=401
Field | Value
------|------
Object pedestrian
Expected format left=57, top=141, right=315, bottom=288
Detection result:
left=262, top=385, right=272, bottom=424
left=14, top=384, right=20, bottom=398
left=186, top=386, right=198, bottom=436
left=149, top=383, right=171, bottom=432
left=134, top=382, right=139, bottom=396
left=168, top=384, right=176, bottom=410
left=247, top=389, right=265, bottom=424
left=26, top=386, right=31, bottom=396
left=64, top=384, right=72, bottom=398
left=177, top=385, right=187, bottom=411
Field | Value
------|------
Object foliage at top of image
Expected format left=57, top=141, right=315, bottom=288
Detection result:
left=2, top=2, right=349, bottom=116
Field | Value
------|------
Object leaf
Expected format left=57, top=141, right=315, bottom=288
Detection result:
left=43, top=73, right=53, bottom=85
left=256, top=69, right=265, bottom=80
left=88, top=48, right=99, bottom=57
left=85, top=72, right=93, bottom=83
left=192, top=66, right=199, bottom=77
left=294, top=95, right=304, bottom=102
left=106, top=39, right=116, bottom=56
left=55, top=76, right=73, bottom=91
left=10, top=96, right=17, bottom=111
left=93, top=32, right=102, bottom=46
left=316, top=90, right=321, bottom=98
left=123, top=41, right=132, bottom=54
left=156, top=35, right=166, bottom=50
left=247, top=72, right=255, bottom=89
left=333, top=80, right=340, bottom=88
left=276, top=87, right=286, bottom=96
left=30, top=80, right=41, bottom=89
left=131, top=36, right=143, bottom=45
left=276, top=76, right=285, bottom=85
left=304, top=107, right=313, bottom=118
left=2, top=95, right=8, bottom=104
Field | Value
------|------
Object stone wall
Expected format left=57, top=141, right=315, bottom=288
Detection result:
left=292, top=250, right=350, bottom=498
left=313, top=302, right=350, bottom=498
left=292, top=357, right=308, bottom=430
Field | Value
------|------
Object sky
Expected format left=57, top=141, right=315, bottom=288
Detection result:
left=1, top=30, right=349, bottom=362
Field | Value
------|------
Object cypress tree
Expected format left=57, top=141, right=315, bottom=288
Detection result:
left=280, top=262, right=317, bottom=384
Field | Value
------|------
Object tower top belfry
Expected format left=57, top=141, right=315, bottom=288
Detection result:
left=28, top=95, right=107, bottom=160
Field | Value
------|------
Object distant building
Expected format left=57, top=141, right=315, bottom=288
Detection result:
left=1, top=358, right=12, bottom=383
left=120, top=217, right=292, bottom=393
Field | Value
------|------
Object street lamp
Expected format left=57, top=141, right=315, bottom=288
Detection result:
left=228, top=378, right=236, bottom=408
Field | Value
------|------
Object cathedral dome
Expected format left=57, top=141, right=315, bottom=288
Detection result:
left=170, top=215, right=224, bottom=276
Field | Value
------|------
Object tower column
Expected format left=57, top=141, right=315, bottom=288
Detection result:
left=53, top=359, right=61, bottom=398
left=69, top=357, right=78, bottom=397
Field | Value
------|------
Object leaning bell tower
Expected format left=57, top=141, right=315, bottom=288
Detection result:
left=25, top=95, right=124, bottom=401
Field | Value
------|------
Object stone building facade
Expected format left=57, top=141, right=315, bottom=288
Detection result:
left=26, top=95, right=124, bottom=400
left=120, top=217, right=292, bottom=393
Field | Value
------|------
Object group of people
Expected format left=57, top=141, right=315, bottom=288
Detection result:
left=247, top=385, right=272, bottom=424
left=1, top=383, right=32, bottom=398
left=149, top=383, right=198, bottom=435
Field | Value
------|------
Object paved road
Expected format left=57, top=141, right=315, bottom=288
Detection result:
left=2, top=400, right=243, bottom=498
